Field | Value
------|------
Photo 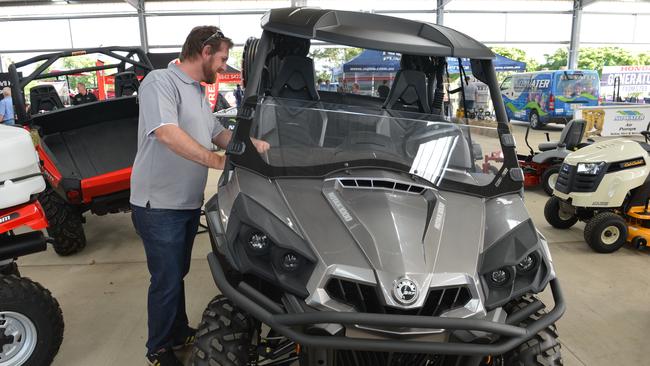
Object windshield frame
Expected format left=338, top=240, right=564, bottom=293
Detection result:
left=228, top=40, right=522, bottom=198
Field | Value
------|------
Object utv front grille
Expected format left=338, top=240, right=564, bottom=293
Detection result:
left=325, top=278, right=472, bottom=316
left=554, top=164, right=603, bottom=194
left=335, top=350, right=440, bottom=366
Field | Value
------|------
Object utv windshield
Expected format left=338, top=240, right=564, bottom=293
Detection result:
left=233, top=97, right=519, bottom=197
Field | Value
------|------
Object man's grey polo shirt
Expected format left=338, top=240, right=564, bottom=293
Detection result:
left=130, top=63, right=225, bottom=210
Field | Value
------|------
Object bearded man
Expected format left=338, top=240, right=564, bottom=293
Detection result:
left=130, top=26, right=269, bottom=366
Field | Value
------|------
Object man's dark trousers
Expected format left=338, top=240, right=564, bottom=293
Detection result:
left=131, top=204, right=201, bottom=353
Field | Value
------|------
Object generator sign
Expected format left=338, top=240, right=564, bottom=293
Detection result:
left=601, top=65, right=650, bottom=95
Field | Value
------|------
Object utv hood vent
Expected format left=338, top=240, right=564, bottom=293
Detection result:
left=334, top=178, right=428, bottom=194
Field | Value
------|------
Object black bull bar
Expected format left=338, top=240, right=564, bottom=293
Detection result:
left=207, top=252, right=565, bottom=356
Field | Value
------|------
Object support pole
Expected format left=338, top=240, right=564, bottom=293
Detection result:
left=137, top=0, right=149, bottom=53
left=437, top=0, right=453, bottom=25
left=568, top=0, right=584, bottom=69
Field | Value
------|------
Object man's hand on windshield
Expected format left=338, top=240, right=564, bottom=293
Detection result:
left=252, top=138, right=270, bottom=153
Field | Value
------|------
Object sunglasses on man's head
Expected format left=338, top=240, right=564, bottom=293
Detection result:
left=201, top=30, right=226, bottom=47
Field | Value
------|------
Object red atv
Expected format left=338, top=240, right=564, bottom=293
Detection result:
left=8, top=47, right=153, bottom=255
left=0, top=125, right=64, bottom=365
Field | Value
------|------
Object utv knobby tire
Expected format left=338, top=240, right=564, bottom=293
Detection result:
left=584, top=212, right=627, bottom=253
left=0, top=275, right=64, bottom=366
left=503, top=295, right=562, bottom=366
left=544, top=197, right=578, bottom=229
left=191, top=295, right=255, bottom=366
left=541, top=164, right=561, bottom=196
left=38, top=188, right=86, bottom=256
left=242, top=37, right=260, bottom=89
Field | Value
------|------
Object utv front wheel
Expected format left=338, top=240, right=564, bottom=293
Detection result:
left=0, top=275, right=64, bottom=366
left=541, top=164, right=561, bottom=196
left=38, top=188, right=87, bottom=256
left=584, top=212, right=627, bottom=253
left=544, top=197, right=578, bottom=229
left=503, top=295, right=562, bottom=366
left=191, top=295, right=255, bottom=366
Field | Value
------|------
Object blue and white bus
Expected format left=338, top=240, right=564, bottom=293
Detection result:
left=500, top=70, right=600, bottom=129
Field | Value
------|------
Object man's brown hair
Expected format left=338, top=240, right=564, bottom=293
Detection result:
left=180, top=26, right=234, bottom=61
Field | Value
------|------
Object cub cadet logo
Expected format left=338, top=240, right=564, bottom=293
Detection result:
left=327, top=192, right=353, bottom=222
left=0, top=213, right=18, bottom=224
left=622, top=159, right=644, bottom=168
left=614, top=111, right=645, bottom=121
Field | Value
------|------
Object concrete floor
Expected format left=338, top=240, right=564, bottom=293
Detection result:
left=18, top=123, right=650, bottom=366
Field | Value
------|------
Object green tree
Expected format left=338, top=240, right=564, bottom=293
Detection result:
left=539, top=48, right=568, bottom=71
left=538, top=47, right=647, bottom=75
left=309, top=47, right=362, bottom=81
left=577, top=47, right=637, bottom=75
left=635, top=52, right=650, bottom=65
left=60, top=56, right=97, bottom=90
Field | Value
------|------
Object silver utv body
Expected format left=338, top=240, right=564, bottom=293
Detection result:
left=200, top=6, right=565, bottom=362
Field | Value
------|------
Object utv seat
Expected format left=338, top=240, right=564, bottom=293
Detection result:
left=538, top=119, right=586, bottom=152
left=114, top=72, right=140, bottom=97
left=30, top=85, right=64, bottom=115
left=259, top=55, right=322, bottom=147
left=382, top=70, right=431, bottom=114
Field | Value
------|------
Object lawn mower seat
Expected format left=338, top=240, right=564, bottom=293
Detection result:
left=114, top=72, right=140, bottom=97
left=261, top=55, right=322, bottom=146
left=382, top=70, right=431, bottom=114
left=538, top=119, right=586, bottom=152
left=30, top=85, right=63, bottom=115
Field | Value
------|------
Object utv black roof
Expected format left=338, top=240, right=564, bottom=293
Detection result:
left=261, top=8, right=494, bottom=59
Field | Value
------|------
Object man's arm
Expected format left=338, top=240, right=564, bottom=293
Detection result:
left=155, top=124, right=225, bottom=169
left=212, top=129, right=270, bottom=153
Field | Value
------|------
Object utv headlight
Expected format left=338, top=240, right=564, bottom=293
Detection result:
left=280, top=252, right=301, bottom=272
left=516, top=252, right=539, bottom=274
left=577, top=162, right=605, bottom=175
left=246, top=230, right=271, bottom=256
left=488, top=268, right=512, bottom=287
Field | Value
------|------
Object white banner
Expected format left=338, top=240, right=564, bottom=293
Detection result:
left=576, top=105, right=650, bottom=137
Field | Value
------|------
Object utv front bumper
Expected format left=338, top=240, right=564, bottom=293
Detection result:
left=207, top=253, right=565, bottom=356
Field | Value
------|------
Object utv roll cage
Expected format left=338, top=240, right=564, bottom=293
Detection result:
left=8, top=46, right=153, bottom=124
left=229, top=8, right=523, bottom=196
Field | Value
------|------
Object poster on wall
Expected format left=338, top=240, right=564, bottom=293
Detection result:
left=576, top=105, right=650, bottom=136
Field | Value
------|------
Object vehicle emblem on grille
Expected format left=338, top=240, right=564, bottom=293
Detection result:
left=393, top=278, right=418, bottom=305
left=561, top=164, right=569, bottom=173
